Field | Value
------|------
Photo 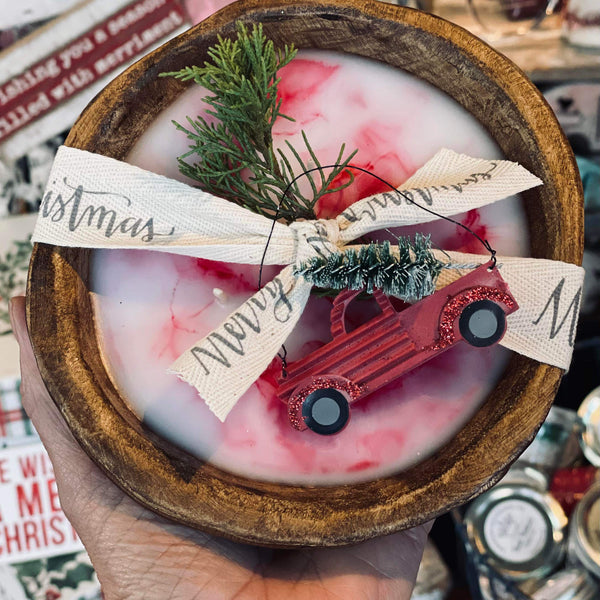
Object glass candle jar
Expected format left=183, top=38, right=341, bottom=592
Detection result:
left=567, top=482, right=600, bottom=579
left=465, top=484, right=568, bottom=581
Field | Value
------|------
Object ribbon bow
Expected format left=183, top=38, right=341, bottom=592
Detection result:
left=33, top=146, right=584, bottom=421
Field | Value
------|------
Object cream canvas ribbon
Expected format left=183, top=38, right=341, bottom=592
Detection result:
left=33, top=146, right=585, bottom=421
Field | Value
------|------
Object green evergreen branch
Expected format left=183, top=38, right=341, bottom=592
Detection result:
left=294, top=234, right=446, bottom=303
left=277, top=134, right=357, bottom=217
left=161, top=22, right=356, bottom=222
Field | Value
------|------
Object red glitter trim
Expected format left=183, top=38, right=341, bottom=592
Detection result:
left=287, top=376, right=363, bottom=431
left=433, top=286, right=515, bottom=350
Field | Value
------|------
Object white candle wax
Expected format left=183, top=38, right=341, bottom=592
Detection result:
left=90, top=50, right=529, bottom=485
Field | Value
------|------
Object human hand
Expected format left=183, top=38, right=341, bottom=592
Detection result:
left=10, top=296, right=430, bottom=600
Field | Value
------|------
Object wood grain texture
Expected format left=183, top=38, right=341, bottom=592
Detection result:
left=26, top=0, right=584, bottom=547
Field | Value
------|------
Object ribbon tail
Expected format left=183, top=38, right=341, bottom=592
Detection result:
left=337, top=149, right=542, bottom=242
left=34, top=146, right=297, bottom=265
left=168, top=267, right=312, bottom=421
left=497, top=258, right=583, bottom=370
left=433, top=250, right=585, bottom=371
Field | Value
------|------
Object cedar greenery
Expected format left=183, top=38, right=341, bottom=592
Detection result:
left=161, top=22, right=356, bottom=222
left=163, top=25, right=447, bottom=303
left=294, top=235, right=445, bottom=302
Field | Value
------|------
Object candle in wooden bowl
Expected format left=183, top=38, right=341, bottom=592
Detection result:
left=27, top=0, right=583, bottom=546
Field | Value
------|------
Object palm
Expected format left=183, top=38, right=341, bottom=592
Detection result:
left=81, top=492, right=426, bottom=600
left=11, top=296, right=427, bottom=600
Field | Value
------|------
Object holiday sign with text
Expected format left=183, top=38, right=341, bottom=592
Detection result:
left=0, top=0, right=187, bottom=145
left=0, top=442, right=82, bottom=564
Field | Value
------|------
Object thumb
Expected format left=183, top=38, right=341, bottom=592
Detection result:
left=8, top=296, right=119, bottom=523
left=8, top=296, right=75, bottom=447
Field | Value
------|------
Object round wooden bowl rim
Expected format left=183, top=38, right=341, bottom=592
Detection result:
left=27, top=0, right=583, bottom=547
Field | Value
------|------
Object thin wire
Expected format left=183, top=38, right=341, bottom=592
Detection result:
left=278, top=345, right=288, bottom=378
left=280, top=164, right=497, bottom=268
left=258, top=203, right=283, bottom=290
left=258, top=194, right=286, bottom=370
left=257, top=162, right=498, bottom=375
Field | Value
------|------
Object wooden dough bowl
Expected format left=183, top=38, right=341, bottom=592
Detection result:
left=27, top=0, right=583, bottom=547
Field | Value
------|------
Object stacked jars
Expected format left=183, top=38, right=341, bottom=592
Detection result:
left=462, top=386, right=600, bottom=599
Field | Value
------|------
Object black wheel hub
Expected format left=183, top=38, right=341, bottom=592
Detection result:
left=459, top=299, right=506, bottom=347
left=302, top=388, right=350, bottom=435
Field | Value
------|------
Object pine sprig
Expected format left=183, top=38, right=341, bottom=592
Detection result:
left=294, top=234, right=445, bottom=303
left=161, top=23, right=356, bottom=222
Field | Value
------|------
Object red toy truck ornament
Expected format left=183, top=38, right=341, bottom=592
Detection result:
left=277, top=261, right=518, bottom=435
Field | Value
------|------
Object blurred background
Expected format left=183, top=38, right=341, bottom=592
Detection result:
left=0, top=1, right=598, bottom=598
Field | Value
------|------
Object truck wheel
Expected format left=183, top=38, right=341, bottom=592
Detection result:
left=459, top=299, right=506, bottom=347
left=302, top=388, right=350, bottom=435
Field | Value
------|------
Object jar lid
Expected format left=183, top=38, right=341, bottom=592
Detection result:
left=520, top=405, right=581, bottom=472
left=569, top=482, right=600, bottom=578
left=465, top=484, right=568, bottom=581
left=498, top=463, right=550, bottom=491
left=578, top=386, right=600, bottom=467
